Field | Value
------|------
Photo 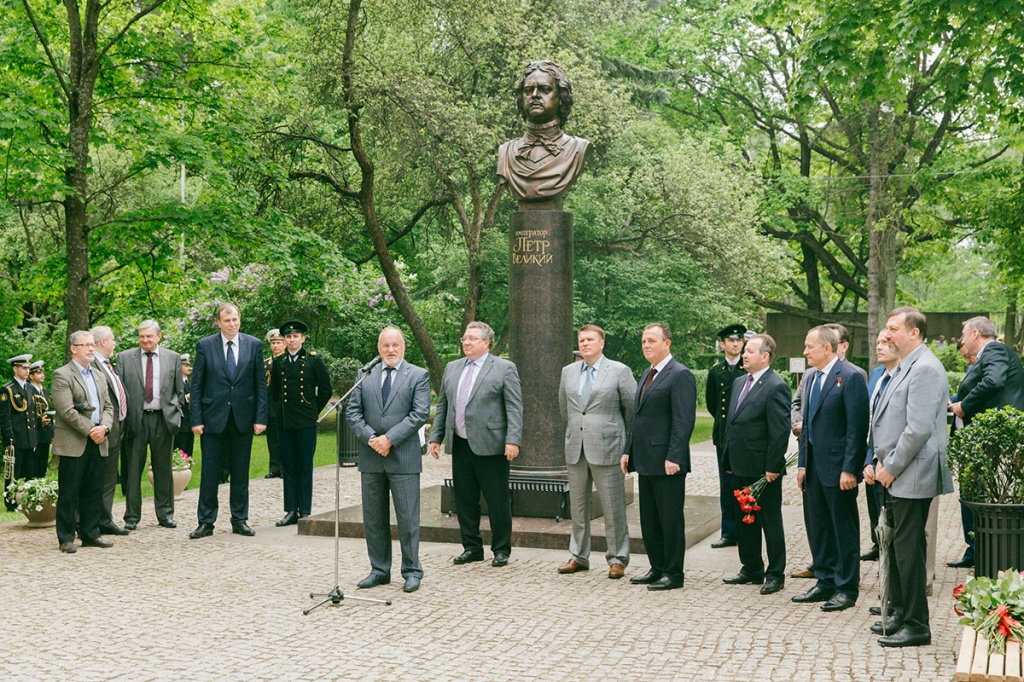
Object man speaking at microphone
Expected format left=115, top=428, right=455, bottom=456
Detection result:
left=346, top=327, right=430, bottom=592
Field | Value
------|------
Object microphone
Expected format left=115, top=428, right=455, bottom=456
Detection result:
left=360, top=356, right=382, bottom=373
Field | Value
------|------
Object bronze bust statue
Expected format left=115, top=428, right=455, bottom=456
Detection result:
left=497, top=61, right=591, bottom=210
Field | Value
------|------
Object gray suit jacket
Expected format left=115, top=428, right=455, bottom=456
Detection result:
left=430, top=354, right=523, bottom=456
left=346, top=361, right=431, bottom=474
left=52, top=361, right=114, bottom=458
left=559, top=358, right=636, bottom=466
left=871, top=343, right=955, bottom=499
left=117, top=346, right=185, bottom=437
left=91, top=355, right=125, bottom=450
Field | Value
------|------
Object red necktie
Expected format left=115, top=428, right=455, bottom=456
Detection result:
left=641, top=368, right=658, bottom=397
left=145, top=352, right=154, bottom=403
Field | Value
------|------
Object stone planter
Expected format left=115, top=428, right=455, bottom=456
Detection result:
left=147, top=467, right=193, bottom=501
left=15, top=493, right=57, bottom=527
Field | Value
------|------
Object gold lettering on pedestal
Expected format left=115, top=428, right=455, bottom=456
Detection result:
left=512, top=230, right=553, bottom=266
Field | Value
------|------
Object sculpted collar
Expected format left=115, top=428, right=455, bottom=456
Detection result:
left=518, top=119, right=565, bottom=159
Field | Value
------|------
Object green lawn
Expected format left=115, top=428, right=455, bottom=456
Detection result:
left=2, top=418, right=714, bottom=525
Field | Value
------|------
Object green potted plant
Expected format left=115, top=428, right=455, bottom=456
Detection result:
left=5, top=474, right=59, bottom=527
left=947, top=406, right=1024, bottom=579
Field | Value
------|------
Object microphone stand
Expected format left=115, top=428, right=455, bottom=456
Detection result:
left=304, top=359, right=391, bottom=614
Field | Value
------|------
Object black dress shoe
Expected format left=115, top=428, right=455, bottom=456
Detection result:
left=869, top=606, right=882, bottom=616
left=947, top=557, right=974, bottom=568
left=878, top=626, right=931, bottom=647
left=870, top=616, right=905, bottom=635
left=357, top=573, right=391, bottom=589
left=629, top=569, right=663, bottom=585
left=81, top=537, right=113, bottom=548
left=723, top=573, right=764, bottom=585
left=276, top=511, right=299, bottom=527
left=648, top=575, right=684, bottom=591
left=792, top=585, right=836, bottom=603
left=492, top=553, right=509, bottom=567
left=123, top=521, right=138, bottom=531
left=760, top=579, right=785, bottom=595
left=711, top=537, right=737, bottom=549
left=189, top=523, right=214, bottom=539
left=99, top=523, right=129, bottom=536
left=59, top=542, right=77, bottom=553
left=159, top=518, right=177, bottom=529
left=860, top=547, right=880, bottom=561
left=453, top=550, right=483, bottom=565
left=403, top=576, right=421, bottom=593
left=231, top=521, right=255, bottom=536
left=821, top=593, right=856, bottom=612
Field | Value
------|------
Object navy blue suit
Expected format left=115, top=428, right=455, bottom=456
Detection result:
left=624, top=358, right=696, bottom=582
left=799, top=360, right=869, bottom=600
left=190, top=332, right=268, bottom=525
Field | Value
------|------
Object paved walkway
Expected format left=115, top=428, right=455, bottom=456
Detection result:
left=2, top=439, right=966, bottom=681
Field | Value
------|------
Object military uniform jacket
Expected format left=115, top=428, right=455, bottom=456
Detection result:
left=32, top=384, right=55, bottom=442
left=264, top=356, right=282, bottom=423
left=705, top=358, right=745, bottom=446
left=0, top=379, right=39, bottom=449
left=269, top=348, right=332, bottom=430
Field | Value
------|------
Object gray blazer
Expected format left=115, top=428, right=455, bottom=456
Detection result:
left=116, top=346, right=185, bottom=437
left=871, top=343, right=955, bottom=499
left=346, top=361, right=431, bottom=474
left=430, top=354, right=523, bottom=456
left=52, top=362, right=114, bottom=458
left=559, top=358, right=636, bottom=466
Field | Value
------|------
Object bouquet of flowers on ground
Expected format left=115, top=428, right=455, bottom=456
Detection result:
left=172, top=449, right=192, bottom=469
left=733, top=452, right=799, bottom=525
left=954, top=569, right=1024, bottom=654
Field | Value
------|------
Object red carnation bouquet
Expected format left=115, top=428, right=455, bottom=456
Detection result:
left=733, top=452, right=799, bottom=524
left=954, top=569, right=1024, bottom=654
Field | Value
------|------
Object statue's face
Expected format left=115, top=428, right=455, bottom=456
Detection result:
left=522, top=70, right=560, bottom=125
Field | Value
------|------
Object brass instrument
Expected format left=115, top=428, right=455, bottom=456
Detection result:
left=2, top=441, right=12, bottom=481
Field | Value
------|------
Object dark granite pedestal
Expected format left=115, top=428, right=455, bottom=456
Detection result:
left=298, top=484, right=720, bottom=553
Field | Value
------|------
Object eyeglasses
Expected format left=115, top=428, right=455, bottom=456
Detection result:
left=460, top=336, right=484, bottom=344
left=72, top=343, right=96, bottom=347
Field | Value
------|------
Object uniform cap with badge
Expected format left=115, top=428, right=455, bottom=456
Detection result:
left=7, top=354, right=32, bottom=368
left=266, top=329, right=283, bottom=341
left=716, top=324, right=747, bottom=340
left=279, top=320, right=308, bottom=335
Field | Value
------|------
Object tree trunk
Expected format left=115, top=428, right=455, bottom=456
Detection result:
left=1006, top=295, right=1018, bottom=352
left=865, top=104, right=897, bottom=368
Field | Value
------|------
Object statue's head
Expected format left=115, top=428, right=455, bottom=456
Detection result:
left=514, top=61, right=574, bottom=127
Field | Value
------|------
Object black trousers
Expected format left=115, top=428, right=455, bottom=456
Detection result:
left=451, top=435, right=511, bottom=556
left=279, top=426, right=317, bottom=515
left=806, top=464, right=860, bottom=599
left=715, top=444, right=737, bottom=540
left=56, top=441, right=104, bottom=544
left=734, top=473, right=786, bottom=581
left=266, top=418, right=282, bottom=476
left=197, top=415, right=253, bottom=525
left=638, top=473, right=687, bottom=581
left=886, top=495, right=932, bottom=630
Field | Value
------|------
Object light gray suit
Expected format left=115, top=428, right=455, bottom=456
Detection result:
left=116, top=346, right=185, bottom=525
left=559, top=357, right=636, bottom=567
left=346, top=360, right=431, bottom=579
left=871, top=341, right=953, bottom=631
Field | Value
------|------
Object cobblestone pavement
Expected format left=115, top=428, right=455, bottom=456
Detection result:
left=2, top=438, right=966, bottom=681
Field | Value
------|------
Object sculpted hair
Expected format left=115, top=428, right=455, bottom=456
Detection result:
left=514, top=60, right=575, bottom=127
left=809, top=325, right=839, bottom=353
left=90, top=325, right=114, bottom=344
left=138, top=319, right=161, bottom=335
left=216, top=302, right=239, bottom=320
left=643, top=323, right=672, bottom=341
left=68, top=330, right=93, bottom=347
left=963, top=315, right=996, bottom=339
left=824, top=323, right=851, bottom=345
left=750, top=334, right=777, bottom=362
left=465, top=321, right=495, bottom=344
left=889, top=306, right=928, bottom=339
left=578, top=324, right=605, bottom=340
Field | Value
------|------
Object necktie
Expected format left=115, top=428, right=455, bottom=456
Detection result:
left=455, top=360, right=476, bottom=434
left=641, top=368, right=658, bottom=398
left=736, top=374, right=754, bottom=407
left=579, top=365, right=594, bottom=406
left=105, top=359, right=128, bottom=420
left=806, top=372, right=822, bottom=444
left=144, top=352, right=154, bottom=403
left=226, top=340, right=236, bottom=381
left=382, top=367, right=394, bottom=406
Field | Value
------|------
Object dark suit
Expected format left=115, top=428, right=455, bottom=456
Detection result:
left=30, top=383, right=54, bottom=479
left=954, top=341, right=1024, bottom=561
left=799, top=360, right=869, bottom=600
left=263, top=356, right=282, bottom=477
left=190, top=332, right=268, bottom=525
left=174, top=373, right=194, bottom=457
left=1, top=379, right=39, bottom=508
left=624, top=357, right=696, bottom=582
left=706, top=358, right=746, bottom=542
left=117, top=346, right=184, bottom=526
left=430, top=353, right=523, bottom=557
left=723, top=369, right=791, bottom=581
left=92, top=354, right=127, bottom=529
left=347, top=360, right=431, bottom=579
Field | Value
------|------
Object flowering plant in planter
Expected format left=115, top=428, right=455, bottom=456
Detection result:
left=172, top=449, right=192, bottom=470
left=954, top=569, right=1024, bottom=654
left=4, top=475, right=59, bottom=513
